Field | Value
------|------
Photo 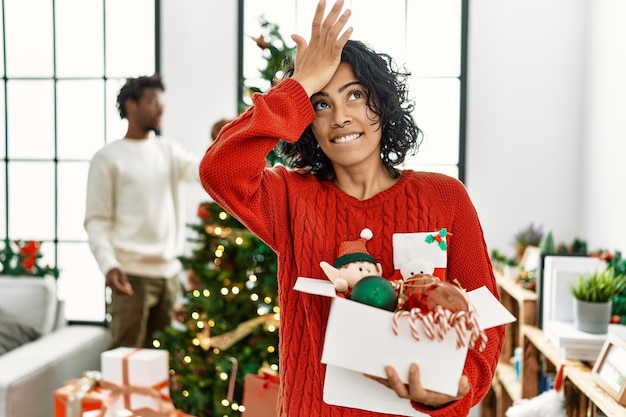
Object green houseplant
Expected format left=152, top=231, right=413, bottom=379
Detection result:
left=568, top=266, right=626, bottom=333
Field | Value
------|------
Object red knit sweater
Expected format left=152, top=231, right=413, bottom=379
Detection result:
left=200, top=78, right=504, bottom=417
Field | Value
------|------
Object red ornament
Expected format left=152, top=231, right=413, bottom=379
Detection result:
left=401, top=275, right=468, bottom=314
left=197, top=203, right=211, bottom=220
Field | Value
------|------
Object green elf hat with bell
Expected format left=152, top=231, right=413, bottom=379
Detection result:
left=333, top=228, right=376, bottom=268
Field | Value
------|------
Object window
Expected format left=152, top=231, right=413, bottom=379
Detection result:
left=241, top=0, right=467, bottom=179
left=0, top=0, right=158, bottom=322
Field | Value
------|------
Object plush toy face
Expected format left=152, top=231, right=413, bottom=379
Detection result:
left=400, top=258, right=435, bottom=280
left=339, top=260, right=384, bottom=288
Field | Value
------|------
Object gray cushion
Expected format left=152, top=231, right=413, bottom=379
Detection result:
left=0, top=310, right=41, bottom=356
left=0, top=276, right=58, bottom=334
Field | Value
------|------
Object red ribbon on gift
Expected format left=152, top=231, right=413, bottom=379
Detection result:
left=98, top=348, right=177, bottom=417
left=54, top=372, right=104, bottom=417
left=258, top=372, right=279, bottom=389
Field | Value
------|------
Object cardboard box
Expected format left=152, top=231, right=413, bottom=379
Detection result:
left=294, top=277, right=515, bottom=415
left=100, top=347, right=170, bottom=413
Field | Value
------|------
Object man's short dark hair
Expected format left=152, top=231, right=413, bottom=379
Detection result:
left=116, top=74, right=165, bottom=119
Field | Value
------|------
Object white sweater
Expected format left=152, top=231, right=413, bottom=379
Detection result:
left=84, top=136, right=200, bottom=278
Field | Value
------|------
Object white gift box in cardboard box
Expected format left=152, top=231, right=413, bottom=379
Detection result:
left=100, top=347, right=170, bottom=414
left=294, top=277, right=515, bottom=415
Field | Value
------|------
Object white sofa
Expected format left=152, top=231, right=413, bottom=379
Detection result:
left=0, top=276, right=110, bottom=417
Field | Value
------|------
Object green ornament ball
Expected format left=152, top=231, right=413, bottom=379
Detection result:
left=350, top=276, right=398, bottom=311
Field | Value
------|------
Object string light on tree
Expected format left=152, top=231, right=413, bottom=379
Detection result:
left=154, top=202, right=279, bottom=417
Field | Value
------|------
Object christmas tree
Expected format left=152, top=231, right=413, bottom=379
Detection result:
left=154, top=202, right=279, bottom=417
left=154, top=19, right=292, bottom=416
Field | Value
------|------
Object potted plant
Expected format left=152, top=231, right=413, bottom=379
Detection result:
left=512, top=223, right=544, bottom=264
left=568, top=266, right=626, bottom=334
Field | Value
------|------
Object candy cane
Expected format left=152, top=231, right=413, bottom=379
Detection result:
left=466, top=311, right=488, bottom=351
left=227, top=357, right=238, bottom=404
left=392, top=310, right=407, bottom=336
left=408, top=308, right=423, bottom=340
left=415, top=309, right=436, bottom=340
left=451, top=311, right=468, bottom=349
left=433, top=305, right=452, bottom=341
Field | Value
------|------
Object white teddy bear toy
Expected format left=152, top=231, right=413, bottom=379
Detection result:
left=400, top=258, right=435, bottom=280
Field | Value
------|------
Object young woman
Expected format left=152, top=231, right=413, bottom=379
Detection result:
left=200, top=1, right=504, bottom=415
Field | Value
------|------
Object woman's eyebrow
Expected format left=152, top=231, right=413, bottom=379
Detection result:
left=311, top=81, right=362, bottom=101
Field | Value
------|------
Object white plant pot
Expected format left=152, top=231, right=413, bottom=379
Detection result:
left=503, top=264, right=520, bottom=280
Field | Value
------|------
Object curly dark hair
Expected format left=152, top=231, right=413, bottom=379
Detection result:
left=116, top=74, right=165, bottom=119
left=276, top=40, right=423, bottom=180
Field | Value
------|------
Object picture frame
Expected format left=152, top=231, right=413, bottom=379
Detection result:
left=591, top=333, right=626, bottom=406
left=535, top=253, right=605, bottom=328
left=520, top=245, right=541, bottom=273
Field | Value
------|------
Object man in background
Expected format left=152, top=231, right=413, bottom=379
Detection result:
left=84, top=74, right=200, bottom=348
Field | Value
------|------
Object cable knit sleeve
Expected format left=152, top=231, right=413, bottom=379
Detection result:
left=199, top=78, right=315, bottom=249
left=411, top=175, right=505, bottom=417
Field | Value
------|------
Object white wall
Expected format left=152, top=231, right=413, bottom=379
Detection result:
left=160, top=0, right=240, bottom=229
left=160, top=0, right=626, bottom=259
left=466, top=0, right=587, bottom=255
left=466, top=0, right=626, bottom=257
left=580, top=0, right=626, bottom=253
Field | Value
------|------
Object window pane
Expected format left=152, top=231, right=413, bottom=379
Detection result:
left=243, top=0, right=464, bottom=180
left=4, top=0, right=53, bottom=77
left=106, top=79, right=129, bottom=142
left=105, top=0, right=155, bottom=77
left=295, top=0, right=324, bottom=35
left=38, top=240, right=57, bottom=272
left=409, top=78, right=460, bottom=165
left=402, top=161, right=459, bottom=178
left=243, top=0, right=297, bottom=97
left=0, top=83, right=5, bottom=159
left=7, top=80, right=55, bottom=159
left=0, top=163, right=5, bottom=238
left=8, top=162, right=55, bottom=240
left=57, top=242, right=105, bottom=322
left=0, top=6, right=4, bottom=78
left=407, top=0, right=462, bottom=77
left=57, top=162, right=89, bottom=241
left=57, top=80, right=105, bottom=159
left=349, top=0, right=406, bottom=64
left=55, top=0, right=104, bottom=77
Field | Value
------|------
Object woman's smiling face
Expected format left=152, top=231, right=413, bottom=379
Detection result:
left=310, top=63, right=382, bottom=171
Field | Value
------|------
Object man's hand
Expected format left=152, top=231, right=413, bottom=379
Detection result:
left=366, top=363, right=469, bottom=408
left=106, top=268, right=133, bottom=295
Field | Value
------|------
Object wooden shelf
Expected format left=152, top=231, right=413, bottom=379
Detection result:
left=494, top=271, right=537, bottom=362
left=483, top=273, right=538, bottom=417
left=483, top=272, right=626, bottom=417
left=565, top=366, right=626, bottom=417
left=496, top=362, right=521, bottom=403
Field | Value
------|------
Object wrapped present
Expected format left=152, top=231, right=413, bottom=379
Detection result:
left=54, top=371, right=104, bottom=417
left=82, top=407, right=195, bottom=417
left=241, top=371, right=279, bottom=417
left=100, top=347, right=170, bottom=414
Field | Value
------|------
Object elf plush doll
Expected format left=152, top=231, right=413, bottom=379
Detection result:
left=319, top=228, right=383, bottom=297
